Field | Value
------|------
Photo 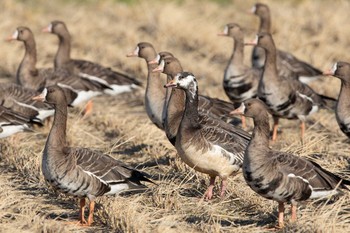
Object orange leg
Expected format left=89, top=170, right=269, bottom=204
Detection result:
left=203, top=176, right=216, bottom=200
left=272, top=117, right=279, bottom=142
left=82, top=100, right=93, bottom=117
left=79, top=198, right=87, bottom=225
left=220, top=178, right=227, bottom=198
left=86, top=200, right=95, bottom=226
left=277, top=202, right=285, bottom=228
left=300, top=121, right=305, bottom=144
left=241, top=116, right=247, bottom=129
left=291, top=204, right=297, bottom=222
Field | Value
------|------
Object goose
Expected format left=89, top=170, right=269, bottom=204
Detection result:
left=218, top=23, right=262, bottom=128
left=126, top=42, right=169, bottom=129
left=0, top=83, right=54, bottom=122
left=245, top=33, right=335, bottom=141
left=323, top=62, right=350, bottom=138
left=0, top=105, right=41, bottom=138
left=250, top=3, right=322, bottom=83
left=165, top=72, right=250, bottom=199
left=32, top=85, right=153, bottom=226
left=154, top=56, right=242, bottom=145
left=42, top=20, right=141, bottom=96
left=231, top=98, right=350, bottom=228
left=8, top=26, right=110, bottom=110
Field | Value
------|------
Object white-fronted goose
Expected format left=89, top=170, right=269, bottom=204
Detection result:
left=250, top=3, right=322, bottom=83
left=246, top=33, right=335, bottom=141
left=165, top=72, right=250, bottom=199
left=218, top=23, right=261, bottom=103
left=8, top=26, right=109, bottom=108
left=126, top=42, right=169, bottom=129
left=32, top=85, right=153, bottom=226
left=0, top=83, right=54, bottom=122
left=231, top=98, right=350, bottom=228
left=43, top=20, right=141, bottom=95
left=154, top=56, right=241, bottom=145
left=0, top=105, right=40, bottom=138
left=323, top=62, right=350, bottom=138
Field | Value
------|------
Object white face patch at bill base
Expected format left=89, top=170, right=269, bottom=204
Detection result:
left=134, top=46, right=140, bottom=56
left=254, top=35, right=259, bottom=44
left=41, top=88, right=48, bottom=101
left=251, top=5, right=256, bottom=13
left=239, top=102, right=246, bottom=114
left=12, top=30, right=19, bottom=40
left=47, top=23, right=53, bottom=32
left=158, top=59, right=165, bottom=72
left=223, top=25, right=228, bottom=35
left=331, top=62, right=338, bottom=74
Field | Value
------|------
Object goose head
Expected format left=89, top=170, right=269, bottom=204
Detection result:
left=250, top=3, right=270, bottom=19
left=323, top=62, right=350, bottom=83
left=230, top=99, right=269, bottom=119
left=126, top=42, right=156, bottom=61
left=7, top=27, right=33, bottom=42
left=218, top=23, right=243, bottom=40
left=32, top=86, right=66, bottom=105
left=164, top=72, right=197, bottom=91
left=43, top=20, right=69, bottom=37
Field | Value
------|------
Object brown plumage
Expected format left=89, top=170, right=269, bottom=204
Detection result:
left=324, top=61, right=350, bottom=138
left=231, top=98, right=349, bottom=228
left=165, top=72, right=250, bottom=200
left=43, top=20, right=141, bottom=95
left=250, top=3, right=322, bottom=83
left=247, top=33, right=336, bottom=142
left=32, top=85, right=153, bottom=226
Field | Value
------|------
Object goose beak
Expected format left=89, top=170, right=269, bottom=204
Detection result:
left=217, top=32, right=227, bottom=36
left=322, top=69, right=334, bottom=76
left=42, top=24, right=52, bottom=33
left=126, top=46, right=139, bottom=57
left=148, top=58, right=158, bottom=64
left=164, top=80, right=177, bottom=88
left=32, top=88, right=47, bottom=102
left=6, top=30, right=18, bottom=41
left=230, top=103, right=245, bottom=115
left=244, top=41, right=257, bottom=46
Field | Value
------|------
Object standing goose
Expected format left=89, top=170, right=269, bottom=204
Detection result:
left=165, top=72, right=250, bottom=199
left=218, top=23, right=262, bottom=128
left=231, top=98, right=350, bottom=228
left=8, top=26, right=110, bottom=109
left=323, top=62, right=350, bottom=138
left=32, top=85, right=153, bottom=226
left=250, top=3, right=322, bottom=83
left=154, top=56, right=242, bottom=145
left=126, top=42, right=169, bottom=129
left=0, top=105, right=41, bottom=138
left=42, top=20, right=141, bottom=95
left=246, top=33, right=335, bottom=141
left=0, top=83, right=54, bottom=122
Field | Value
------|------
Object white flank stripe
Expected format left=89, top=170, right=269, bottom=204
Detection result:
left=331, top=62, right=338, bottom=74
left=105, top=183, right=130, bottom=195
left=309, top=189, right=338, bottom=199
left=0, top=125, right=27, bottom=138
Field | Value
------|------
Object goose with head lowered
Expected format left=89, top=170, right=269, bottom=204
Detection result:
left=249, top=3, right=322, bottom=83
left=231, top=98, right=350, bottom=228
left=323, top=62, right=350, bottom=138
left=245, top=33, right=335, bottom=142
left=126, top=42, right=169, bottom=129
left=42, top=20, right=141, bottom=96
left=0, top=105, right=41, bottom=138
left=32, top=85, right=153, bottom=226
left=165, top=72, right=250, bottom=200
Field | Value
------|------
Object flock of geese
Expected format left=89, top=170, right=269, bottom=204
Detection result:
left=1, top=2, right=350, bottom=229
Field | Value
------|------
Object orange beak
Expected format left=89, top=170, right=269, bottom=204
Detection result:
left=244, top=41, right=257, bottom=46
left=217, top=32, right=227, bottom=36
left=32, top=88, right=47, bottom=102
left=42, top=25, right=52, bottom=33
left=6, top=30, right=18, bottom=42
left=322, top=69, right=334, bottom=76
left=230, top=103, right=245, bottom=115
left=164, top=80, right=177, bottom=88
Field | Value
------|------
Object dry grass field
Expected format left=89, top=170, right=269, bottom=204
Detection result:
left=0, top=0, right=350, bottom=232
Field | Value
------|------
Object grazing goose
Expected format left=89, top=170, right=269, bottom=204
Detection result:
left=8, top=26, right=109, bottom=109
left=0, top=83, right=54, bottom=122
left=32, top=85, right=153, bottom=226
left=250, top=3, right=322, bottom=83
left=231, top=98, right=350, bottom=228
left=246, top=33, right=335, bottom=141
left=154, top=56, right=241, bottom=145
left=126, top=42, right=169, bottom=129
left=0, top=105, right=41, bottom=138
left=323, top=62, right=350, bottom=138
left=165, top=72, right=250, bottom=199
left=218, top=23, right=262, bottom=128
left=42, top=20, right=141, bottom=95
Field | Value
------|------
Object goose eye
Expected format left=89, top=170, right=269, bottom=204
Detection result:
left=166, top=62, right=170, bottom=65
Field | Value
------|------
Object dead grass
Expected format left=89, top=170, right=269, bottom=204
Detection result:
left=0, top=0, right=350, bottom=232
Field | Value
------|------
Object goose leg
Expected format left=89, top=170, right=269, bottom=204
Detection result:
left=82, top=100, right=93, bottom=117
left=79, top=198, right=87, bottom=225
left=203, top=176, right=216, bottom=200
left=220, top=178, right=227, bottom=198
left=291, top=204, right=297, bottom=222
left=86, top=200, right=95, bottom=226
left=277, top=202, right=285, bottom=228
left=272, top=117, right=279, bottom=141
left=300, top=121, right=305, bottom=144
